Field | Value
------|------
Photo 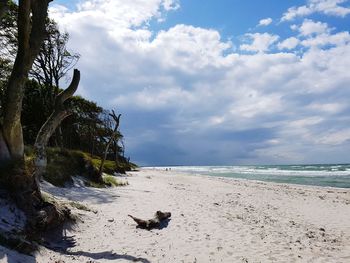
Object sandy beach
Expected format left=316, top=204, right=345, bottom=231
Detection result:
left=2, top=169, right=350, bottom=262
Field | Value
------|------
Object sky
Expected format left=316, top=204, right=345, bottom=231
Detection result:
left=48, top=0, right=350, bottom=166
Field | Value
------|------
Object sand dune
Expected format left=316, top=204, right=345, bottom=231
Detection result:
left=2, top=169, right=350, bottom=262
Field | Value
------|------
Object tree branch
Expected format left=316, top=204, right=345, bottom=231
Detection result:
left=56, top=69, right=80, bottom=106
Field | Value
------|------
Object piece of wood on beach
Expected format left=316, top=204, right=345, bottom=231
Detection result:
left=128, top=211, right=171, bottom=230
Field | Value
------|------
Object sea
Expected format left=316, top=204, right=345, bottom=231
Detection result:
left=147, top=164, right=350, bottom=188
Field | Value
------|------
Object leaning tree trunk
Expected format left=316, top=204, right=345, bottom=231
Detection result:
left=34, top=69, right=80, bottom=178
left=98, top=111, right=121, bottom=181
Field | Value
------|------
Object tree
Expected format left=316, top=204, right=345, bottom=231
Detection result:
left=31, top=21, right=80, bottom=147
left=21, top=79, right=52, bottom=144
left=1, top=3, right=79, bottom=131
left=0, top=0, right=81, bottom=179
left=1, top=0, right=51, bottom=161
left=0, top=0, right=67, bottom=227
left=98, top=110, right=121, bottom=181
left=0, top=0, right=8, bottom=21
left=34, top=69, right=80, bottom=177
left=30, top=19, right=80, bottom=108
left=58, top=95, right=104, bottom=154
left=0, top=1, right=17, bottom=115
left=0, top=1, right=17, bottom=59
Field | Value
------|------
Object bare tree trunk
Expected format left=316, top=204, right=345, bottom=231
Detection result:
left=98, top=137, right=114, bottom=178
left=98, top=111, right=121, bottom=181
left=34, top=69, right=80, bottom=177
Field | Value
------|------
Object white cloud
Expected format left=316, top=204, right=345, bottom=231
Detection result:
left=308, top=102, right=346, bottom=114
left=281, top=0, right=350, bottom=21
left=290, top=24, right=299, bottom=31
left=288, top=19, right=349, bottom=50
left=258, top=18, right=273, bottom=26
left=282, top=5, right=313, bottom=21
left=311, top=0, right=350, bottom=16
left=147, top=25, right=233, bottom=70
left=50, top=0, right=179, bottom=30
left=240, top=33, right=279, bottom=53
left=298, top=19, right=330, bottom=36
left=278, top=37, right=300, bottom=50
left=113, top=86, right=194, bottom=110
left=316, top=129, right=350, bottom=145
left=301, top=31, right=350, bottom=47
left=162, top=0, right=180, bottom=10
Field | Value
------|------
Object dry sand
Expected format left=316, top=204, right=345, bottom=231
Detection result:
left=1, top=169, right=350, bottom=262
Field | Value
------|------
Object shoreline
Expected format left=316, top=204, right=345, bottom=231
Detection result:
left=144, top=167, right=350, bottom=190
left=144, top=165, right=350, bottom=189
left=2, top=169, right=350, bottom=262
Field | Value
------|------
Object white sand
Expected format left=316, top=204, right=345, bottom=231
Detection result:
left=1, top=169, right=350, bottom=262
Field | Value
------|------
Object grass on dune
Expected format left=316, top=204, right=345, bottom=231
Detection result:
left=23, top=147, right=133, bottom=188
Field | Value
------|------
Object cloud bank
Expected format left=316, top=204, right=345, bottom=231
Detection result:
left=281, top=0, right=350, bottom=21
left=49, top=0, right=350, bottom=165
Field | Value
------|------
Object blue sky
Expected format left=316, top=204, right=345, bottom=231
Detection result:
left=49, top=0, right=350, bottom=165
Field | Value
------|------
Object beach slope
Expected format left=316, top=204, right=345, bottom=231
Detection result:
left=2, top=169, right=350, bottom=262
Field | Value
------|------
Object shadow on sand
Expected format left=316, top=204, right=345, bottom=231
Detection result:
left=42, top=181, right=118, bottom=205
left=63, top=250, right=151, bottom=263
left=134, top=218, right=171, bottom=231
left=0, top=247, right=36, bottom=263
left=43, top=223, right=151, bottom=263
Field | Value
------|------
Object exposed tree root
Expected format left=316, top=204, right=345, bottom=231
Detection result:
left=2, top=163, right=72, bottom=241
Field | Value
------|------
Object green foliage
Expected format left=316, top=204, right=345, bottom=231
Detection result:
left=0, top=1, right=17, bottom=116
left=90, top=158, right=116, bottom=174
left=69, top=201, right=94, bottom=212
left=0, top=153, right=36, bottom=190
left=44, top=148, right=91, bottom=187
left=85, top=175, right=128, bottom=188
left=0, top=1, right=17, bottom=59
left=33, top=147, right=130, bottom=188
left=0, top=1, right=137, bottom=176
left=22, top=80, right=51, bottom=144
left=103, top=174, right=128, bottom=187
left=90, top=156, right=137, bottom=174
left=59, top=96, right=104, bottom=153
left=41, top=192, right=56, bottom=204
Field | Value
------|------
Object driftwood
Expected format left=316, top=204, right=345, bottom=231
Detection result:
left=128, top=211, right=171, bottom=230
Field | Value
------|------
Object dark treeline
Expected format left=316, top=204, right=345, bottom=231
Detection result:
left=0, top=0, right=139, bottom=246
left=0, top=0, right=137, bottom=236
left=0, top=1, right=132, bottom=173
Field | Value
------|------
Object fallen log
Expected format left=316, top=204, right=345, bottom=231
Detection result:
left=128, top=211, right=171, bottom=230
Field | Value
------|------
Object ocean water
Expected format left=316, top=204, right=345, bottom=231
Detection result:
left=149, top=164, right=350, bottom=188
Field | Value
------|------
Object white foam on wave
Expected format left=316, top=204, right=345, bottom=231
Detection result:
left=146, top=165, right=350, bottom=177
